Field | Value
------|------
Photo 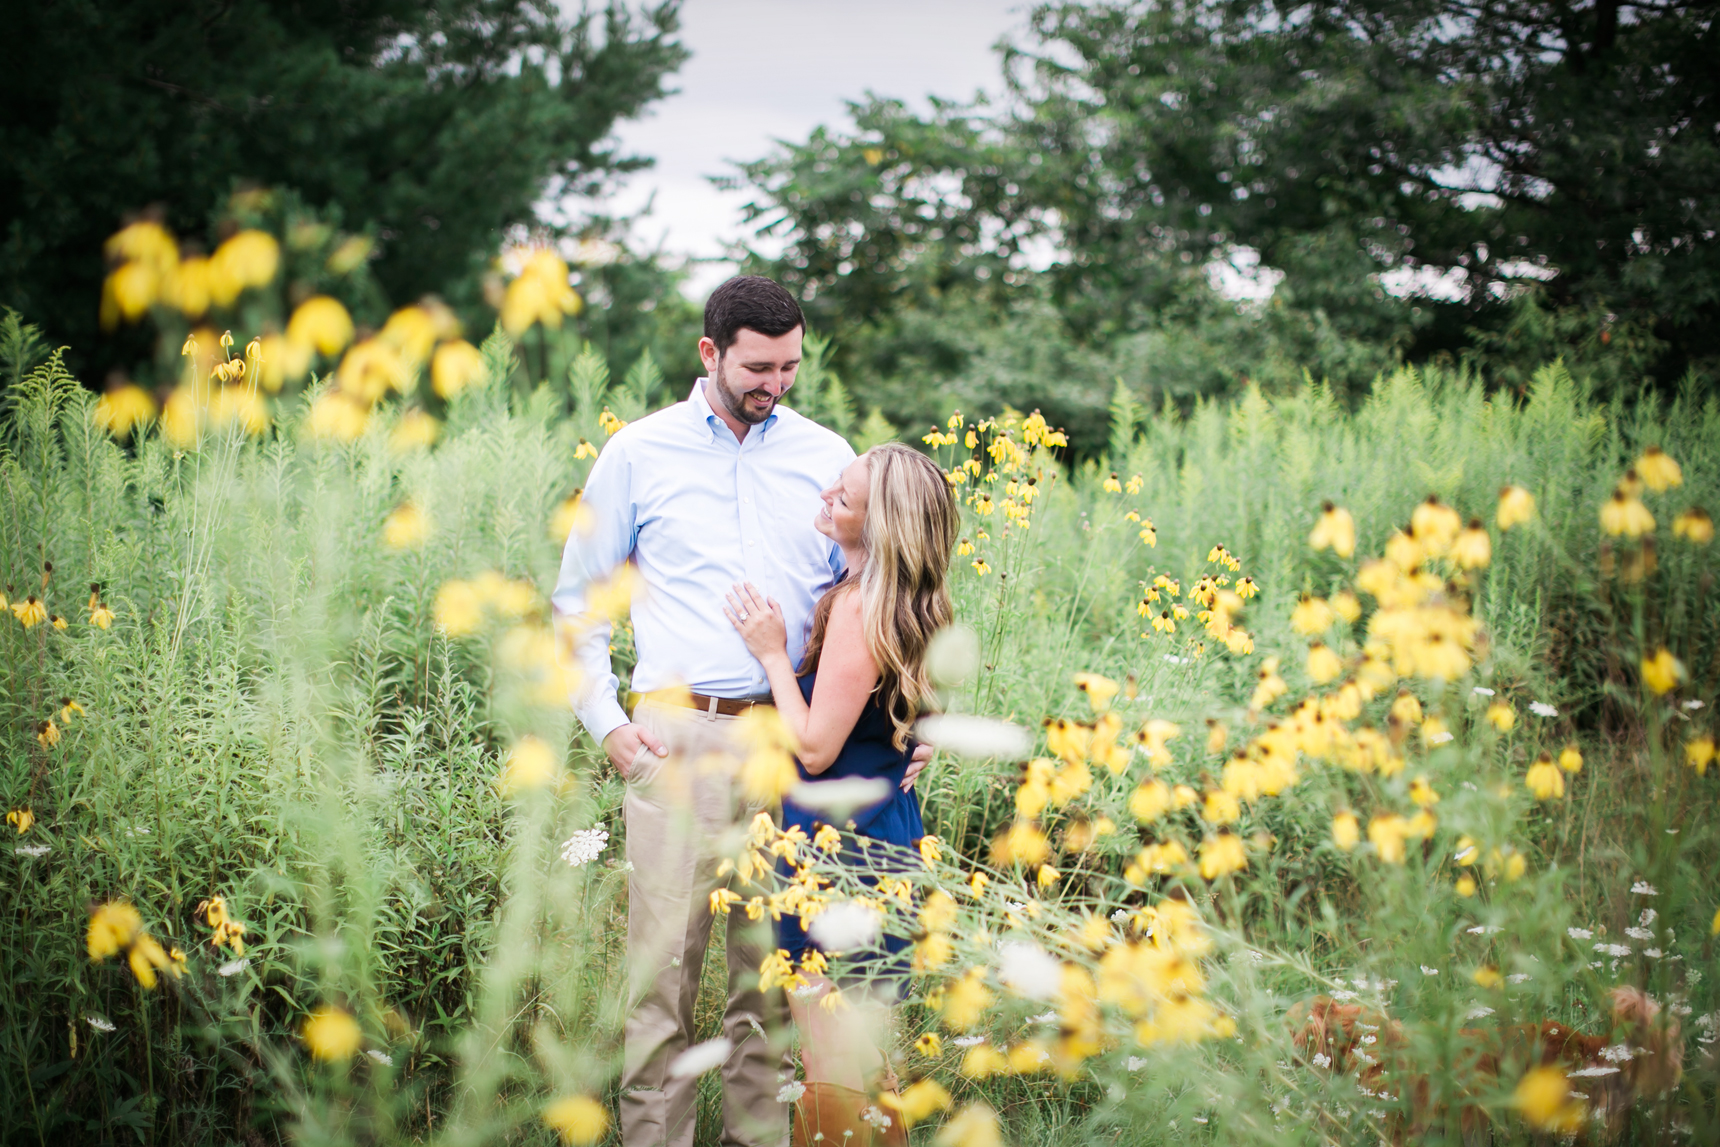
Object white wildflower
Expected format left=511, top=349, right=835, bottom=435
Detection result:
left=913, top=715, right=1032, bottom=761
left=1028, top=1010, right=1058, bottom=1024
left=1330, top=990, right=1358, bottom=1001
left=1639, top=909, right=1658, bottom=927
left=1626, top=927, right=1655, bottom=941
left=1529, top=702, right=1558, bottom=718
left=952, top=1035, right=987, bottom=1047
left=560, top=828, right=610, bottom=867
left=14, top=845, right=50, bottom=857
left=1420, top=966, right=1439, bottom=976
left=1428, top=730, right=1454, bottom=744
left=669, top=1037, right=733, bottom=1078
left=1631, top=881, right=1658, bottom=896
left=996, top=940, right=1062, bottom=1001
left=1312, top=1052, right=1332, bottom=1068
left=1508, top=974, right=1531, bottom=984
left=1599, top=1044, right=1636, bottom=1064
left=1567, top=927, right=1594, bottom=941
left=1683, top=700, right=1705, bottom=710
left=365, top=1049, right=393, bottom=1066
left=1360, top=1034, right=1377, bottom=1045
left=776, top=1081, right=806, bottom=1104
left=808, top=902, right=883, bottom=953
left=86, top=1016, right=116, bottom=1033
left=1110, top=908, right=1129, bottom=923
left=1594, top=943, right=1632, bottom=958
left=1471, top=686, right=1495, bottom=697
left=1645, top=948, right=1663, bottom=959
left=790, top=776, right=890, bottom=821
left=1353, top=1049, right=1378, bottom=1066
left=217, top=958, right=250, bottom=977
left=860, top=1106, right=892, bottom=1131
left=1570, top=1065, right=1621, bottom=1078
left=1465, top=1006, right=1495, bottom=1019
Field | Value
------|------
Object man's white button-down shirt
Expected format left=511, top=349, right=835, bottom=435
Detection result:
left=552, top=378, right=856, bottom=744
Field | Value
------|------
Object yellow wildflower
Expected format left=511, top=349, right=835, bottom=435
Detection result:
left=1472, top=965, right=1502, bottom=989
left=433, top=579, right=483, bottom=636
left=1686, top=735, right=1715, bottom=776
left=1198, top=832, right=1247, bottom=879
left=942, top=968, right=994, bottom=1030
left=305, top=392, right=370, bottom=441
left=918, top=834, right=943, bottom=868
left=497, top=736, right=559, bottom=795
left=1331, top=810, right=1359, bottom=851
left=1411, top=495, right=1462, bottom=555
left=814, top=823, right=843, bottom=854
left=915, top=1032, right=944, bottom=1058
left=1138, top=522, right=1157, bottom=547
left=992, top=821, right=1050, bottom=867
left=1306, top=642, right=1343, bottom=685
left=1600, top=489, right=1655, bottom=537
left=934, top=1103, right=1002, bottom=1147
left=1290, top=596, right=1334, bottom=635
left=1309, top=502, right=1356, bottom=557
left=94, top=385, right=159, bottom=439
left=1368, top=815, right=1410, bottom=864
left=1202, top=790, right=1240, bottom=825
left=37, top=719, right=60, bottom=748
left=1408, top=775, right=1439, bottom=808
left=960, top=1043, right=1010, bottom=1079
left=1102, top=473, right=1122, bottom=494
left=6, top=808, right=33, bottom=834
left=1486, top=701, right=1516, bottom=731
left=1634, top=447, right=1682, bottom=492
left=1451, top=520, right=1491, bottom=569
left=302, top=1007, right=363, bottom=1061
left=1558, top=745, right=1583, bottom=773
left=1496, top=485, right=1535, bottom=530
left=1455, top=875, right=1477, bottom=897
left=14, top=595, right=46, bottom=628
left=1670, top=506, right=1712, bottom=544
left=383, top=502, right=431, bottom=549
left=51, top=615, right=67, bottom=630
left=88, top=902, right=141, bottom=960
left=1640, top=648, right=1685, bottom=695
left=1526, top=753, right=1565, bottom=799
left=542, top=1096, right=609, bottom=1146
left=389, top=409, right=441, bottom=453
left=287, top=296, right=354, bottom=357
left=972, top=559, right=991, bottom=576
left=128, top=933, right=173, bottom=989
left=1073, top=672, right=1120, bottom=712
left=1125, top=474, right=1143, bottom=494
left=1330, top=590, right=1361, bottom=624
left=209, top=230, right=280, bottom=303
left=1514, top=1066, right=1584, bottom=1133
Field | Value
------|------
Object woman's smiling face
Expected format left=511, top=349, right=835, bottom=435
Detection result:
left=815, top=456, right=870, bottom=550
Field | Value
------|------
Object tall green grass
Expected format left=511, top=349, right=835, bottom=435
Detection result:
left=1, top=309, right=1715, bottom=1147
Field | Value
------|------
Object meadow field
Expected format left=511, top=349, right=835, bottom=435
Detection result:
left=2, top=303, right=1717, bottom=1147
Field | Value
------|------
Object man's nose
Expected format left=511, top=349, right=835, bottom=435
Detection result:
left=757, top=372, right=788, bottom=396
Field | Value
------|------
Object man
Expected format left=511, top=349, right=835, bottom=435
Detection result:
left=552, top=276, right=929, bottom=1147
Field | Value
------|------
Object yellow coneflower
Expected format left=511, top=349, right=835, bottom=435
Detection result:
left=51, top=614, right=67, bottom=630
left=1634, top=446, right=1682, bottom=492
left=972, top=559, right=991, bottom=576
left=1496, top=485, right=1535, bottom=529
left=1526, top=753, right=1565, bottom=800
left=1368, top=814, right=1410, bottom=864
left=1309, top=501, right=1356, bottom=557
left=1290, top=595, right=1334, bottom=635
left=497, top=736, right=559, bottom=796
left=1640, top=648, right=1685, bottom=695
left=6, top=808, right=33, bottom=834
left=1486, top=700, right=1516, bottom=731
left=286, top=296, right=354, bottom=357
left=1600, top=488, right=1655, bottom=537
left=1687, top=735, right=1716, bottom=776
left=542, top=1095, right=609, bottom=1146
left=1306, top=642, right=1343, bottom=685
left=302, top=1006, right=363, bottom=1061
left=574, top=437, right=599, bottom=460
left=1411, top=495, right=1462, bottom=555
left=94, top=384, right=159, bottom=439
left=1102, top=473, right=1122, bottom=494
left=1558, top=744, right=1583, bottom=773
left=1331, top=810, right=1359, bottom=851
left=1673, top=506, right=1714, bottom=545
left=89, top=591, right=115, bottom=629
left=1514, top=1066, right=1584, bottom=1133
left=382, top=502, right=432, bottom=550
left=1451, top=520, right=1491, bottom=569
left=59, top=698, right=83, bottom=723
left=37, top=720, right=60, bottom=748
left=87, top=901, right=143, bottom=960
left=1198, top=831, right=1247, bottom=879
left=13, top=595, right=47, bottom=628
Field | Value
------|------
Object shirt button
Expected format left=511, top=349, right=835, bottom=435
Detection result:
left=748, top=540, right=756, bottom=547
left=744, top=497, right=752, bottom=504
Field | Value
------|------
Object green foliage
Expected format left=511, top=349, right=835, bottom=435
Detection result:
left=0, top=0, right=688, bottom=381
left=2, top=307, right=1717, bottom=1147
left=730, top=0, right=1718, bottom=447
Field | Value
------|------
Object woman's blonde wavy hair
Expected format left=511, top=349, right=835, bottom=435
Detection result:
left=800, top=442, right=959, bottom=749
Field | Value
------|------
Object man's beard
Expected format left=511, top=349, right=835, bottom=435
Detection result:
left=710, top=358, right=779, bottom=425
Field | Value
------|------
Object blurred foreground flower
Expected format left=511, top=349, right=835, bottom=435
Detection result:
left=383, top=502, right=431, bottom=550
left=502, top=248, right=582, bottom=335
left=543, top=1095, right=609, bottom=1145
left=94, top=385, right=158, bottom=438
left=302, top=1007, right=363, bottom=1062
left=497, top=736, right=559, bottom=796
left=1514, top=1065, right=1583, bottom=1132
left=914, top=714, right=1032, bottom=760
left=1309, top=502, right=1356, bottom=557
left=1640, top=649, right=1685, bottom=695
left=1496, top=485, right=1535, bottom=529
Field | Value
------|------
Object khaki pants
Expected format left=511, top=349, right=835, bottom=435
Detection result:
left=620, top=701, right=790, bottom=1147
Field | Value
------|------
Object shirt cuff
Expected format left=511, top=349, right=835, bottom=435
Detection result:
left=576, top=694, right=632, bottom=748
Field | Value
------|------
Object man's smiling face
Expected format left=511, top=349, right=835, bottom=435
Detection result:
left=700, top=325, right=802, bottom=426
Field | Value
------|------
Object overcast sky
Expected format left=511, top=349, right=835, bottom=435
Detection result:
left=597, top=0, right=1030, bottom=295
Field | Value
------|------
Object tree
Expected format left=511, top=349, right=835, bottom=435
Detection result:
left=731, top=0, right=1719, bottom=432
left=1, top=0, right=687, bottom=380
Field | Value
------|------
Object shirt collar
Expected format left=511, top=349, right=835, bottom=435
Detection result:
left=690, top=377, right=778, bottom=443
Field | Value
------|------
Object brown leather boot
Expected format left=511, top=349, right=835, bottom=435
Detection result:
left=792, top=1082, right=874, bottom=1147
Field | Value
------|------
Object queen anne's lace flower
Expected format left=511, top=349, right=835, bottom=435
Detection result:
left=560, top=828, right=610, bottom=867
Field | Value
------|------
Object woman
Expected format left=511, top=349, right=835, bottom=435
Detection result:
left=724, top=441, right=959, bottom=1147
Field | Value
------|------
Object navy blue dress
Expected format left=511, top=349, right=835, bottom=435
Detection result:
left=776, top=671, right=923, bottom=977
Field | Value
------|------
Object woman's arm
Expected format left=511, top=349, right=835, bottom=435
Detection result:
left=726, top=582, right=877, bottom=774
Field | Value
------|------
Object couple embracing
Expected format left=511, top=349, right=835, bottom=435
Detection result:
left=553, top=276, right=959, bottom=1147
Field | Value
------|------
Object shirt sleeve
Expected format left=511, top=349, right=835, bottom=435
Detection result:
left=552, top=441, right=636, bottom=745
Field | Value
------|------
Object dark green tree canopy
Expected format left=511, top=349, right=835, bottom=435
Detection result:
left=734, top=0, right=1719, bottom=402
left=2, top=0, right=686, bottom=377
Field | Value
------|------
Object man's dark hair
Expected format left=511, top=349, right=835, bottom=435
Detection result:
left=703, top=276, right=805, bottom=354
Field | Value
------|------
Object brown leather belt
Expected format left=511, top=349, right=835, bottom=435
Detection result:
left=678, top=691, right=775, bottom=716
